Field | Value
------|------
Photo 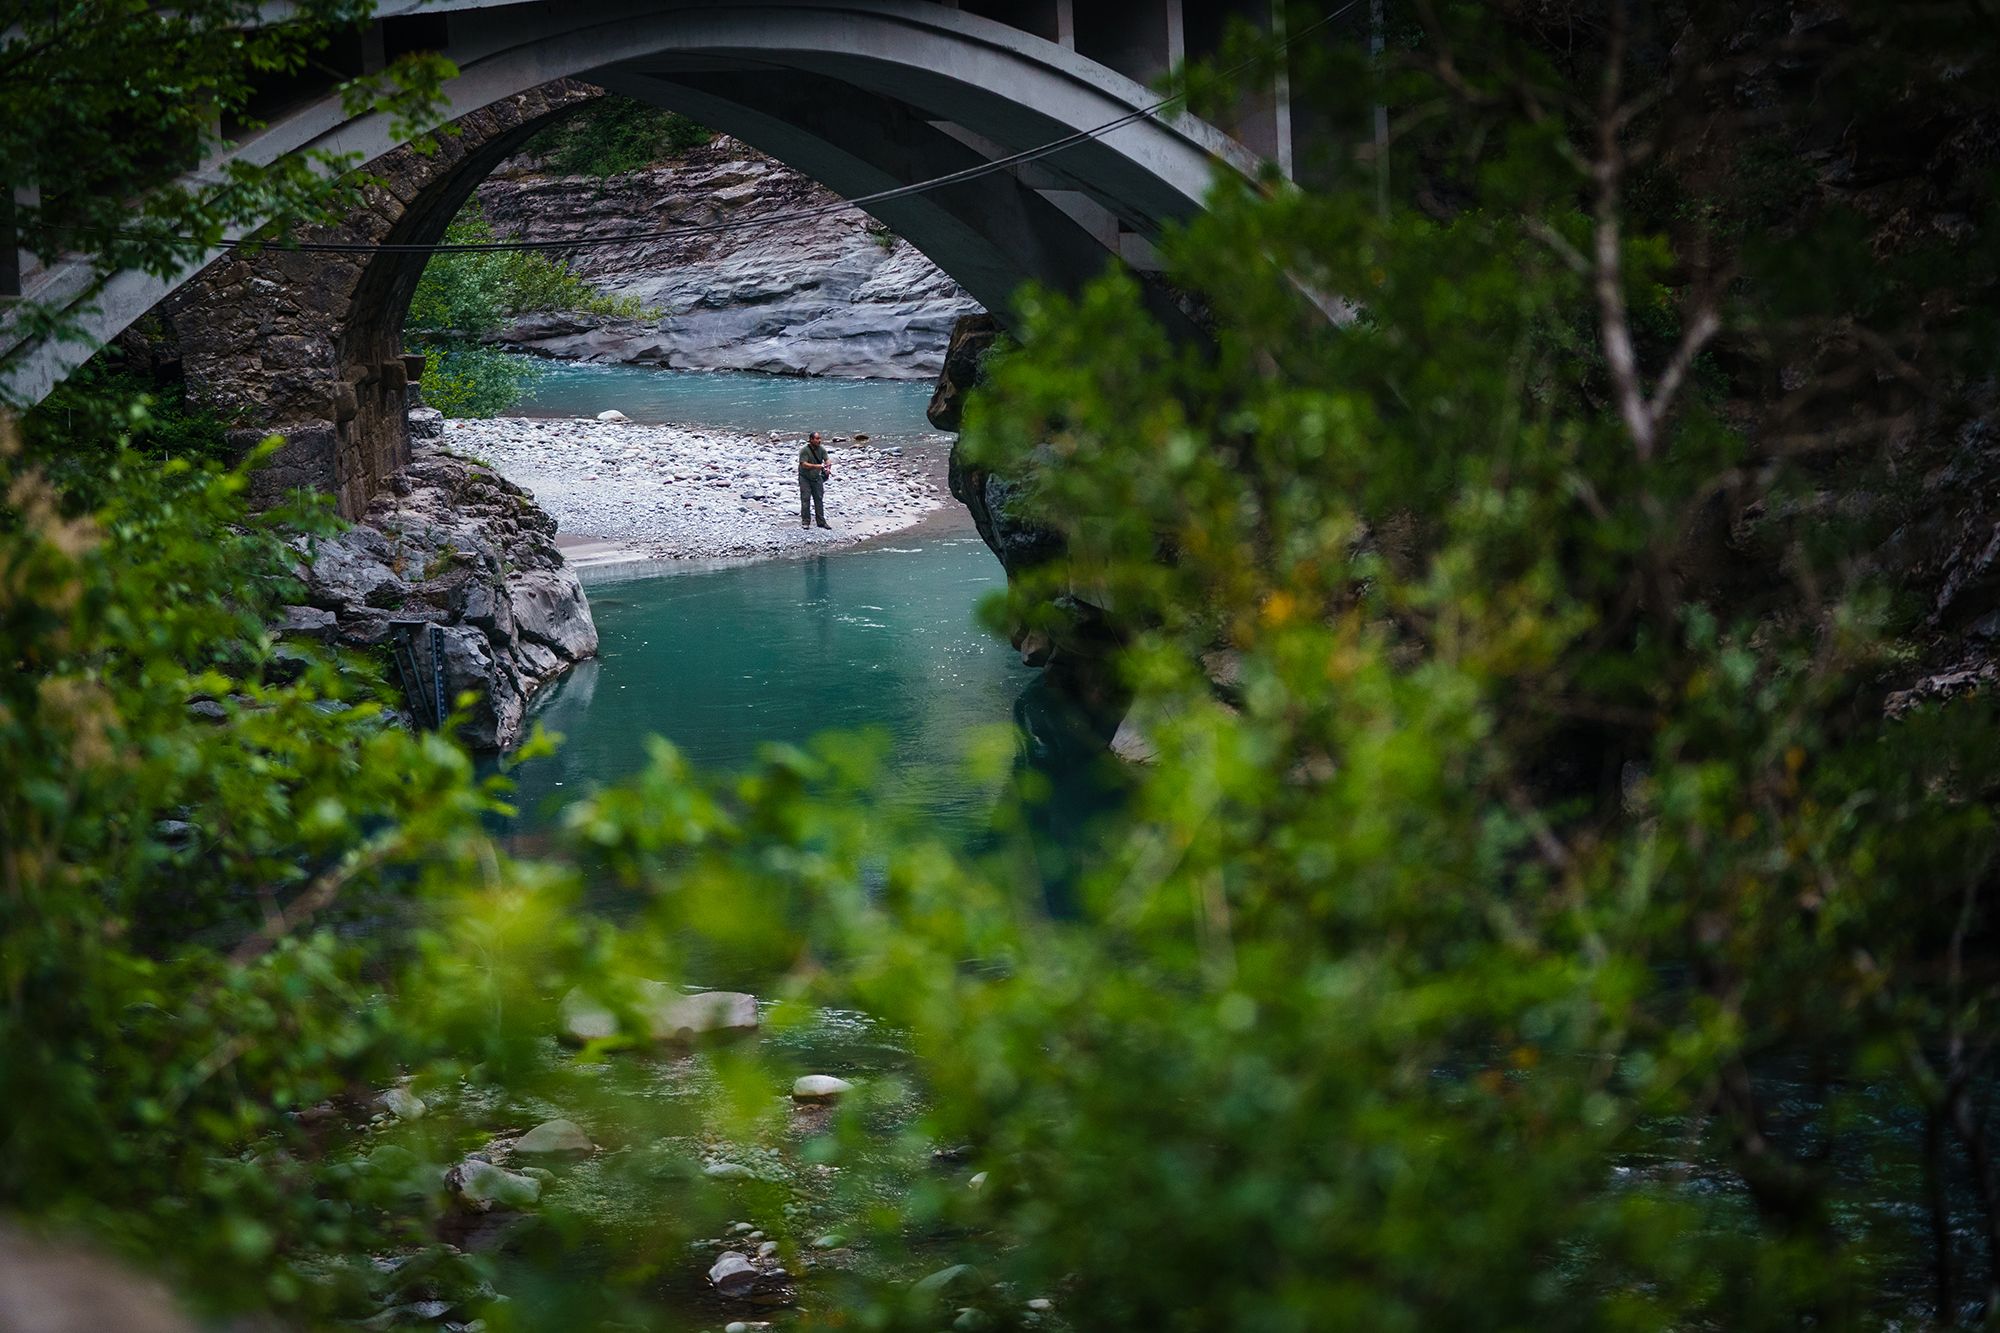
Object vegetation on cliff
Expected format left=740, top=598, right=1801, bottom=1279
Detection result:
left=3, top=2, right=1999, bottom=1330
left=521, top=96, right=716, bottom=178
left=407, top=205, right=654, bottom=416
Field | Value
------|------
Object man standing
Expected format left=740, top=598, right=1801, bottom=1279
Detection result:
left=798, top=431, right=831, bottom=529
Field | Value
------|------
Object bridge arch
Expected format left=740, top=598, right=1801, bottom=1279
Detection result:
left=10, top=0, right=1294, bottom=513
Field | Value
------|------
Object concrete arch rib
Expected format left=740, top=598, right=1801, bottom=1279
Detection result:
left=6, top=0, right=1248, bottom=405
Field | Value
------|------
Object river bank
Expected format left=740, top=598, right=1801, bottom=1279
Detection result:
left=442, top=415, right=958, bottom=566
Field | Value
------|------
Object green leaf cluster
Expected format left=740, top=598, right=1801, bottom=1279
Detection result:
left=523, top=97, right=716, bottom=178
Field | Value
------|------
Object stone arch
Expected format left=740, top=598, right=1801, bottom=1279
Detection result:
left=142, top=83, right=599, bottom=515
left=11, top=0, right=1264, bottom=417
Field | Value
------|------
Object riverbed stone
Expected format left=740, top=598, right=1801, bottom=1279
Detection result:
left=790, top=1075, right=852, bottom=1103
left=645, top=986, right=760, bottom=1046
left=513, top=1118, right=593, bottom=1157
left=380, top=1086, right=426, bottom=1121
left=708, top=1251, right=759, bottom=1296
left=448, top=1159, right=542, bottom=1211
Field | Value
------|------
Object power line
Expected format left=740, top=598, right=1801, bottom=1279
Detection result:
left=133, top=1, right=1361, bottom=258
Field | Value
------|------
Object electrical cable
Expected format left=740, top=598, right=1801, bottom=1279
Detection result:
left=122, top=0, right=1362, bottom=257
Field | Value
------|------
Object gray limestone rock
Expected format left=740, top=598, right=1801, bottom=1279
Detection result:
left=274, top=604, right=338, bottom=641
left=478, top=138, right=982, bottom=380
left=275, top=443, right=597, bottom=750
left=509, top=569, right=600, bottom=660
left=407, top=406, right=445, bottom=441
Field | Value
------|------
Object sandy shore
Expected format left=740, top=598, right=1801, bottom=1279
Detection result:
left=443, top=416, right=961, bottom=566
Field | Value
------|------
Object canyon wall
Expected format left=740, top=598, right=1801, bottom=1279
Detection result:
left=476, top=137, right=983, bottom=381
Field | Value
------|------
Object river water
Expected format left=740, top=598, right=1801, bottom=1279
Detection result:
left=499, top=363, right=1119, bottom=890
left=509, top=535, right=1034, bottom=842
left=517, top=359, right=937, bottom=437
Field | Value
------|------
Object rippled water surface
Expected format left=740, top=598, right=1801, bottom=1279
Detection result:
left=515, top=359, right=937, bottom=436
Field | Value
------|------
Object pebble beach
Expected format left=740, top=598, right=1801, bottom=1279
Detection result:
left=441, top=415, right=953, bottom=564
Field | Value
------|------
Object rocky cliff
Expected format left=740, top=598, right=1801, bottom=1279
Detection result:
left=476, top=137, right=982, bottom=380
left=284, top=431, right=598, bottom=750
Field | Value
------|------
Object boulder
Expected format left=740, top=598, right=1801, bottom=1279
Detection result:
left=596, top=409, right=630, bottom=422
left=708, top=1251, right=759, bottom=1297
left=513, top=1118, right=594, bottom=1157
left=646, top=987, right=760, bottom=1045
left=790, top=1075, right=852, bottom=1104
left=508, top=569, right=600, bottom=660
left=271, top=444, right=597, bottom=751
left=407, top=406, right=445, bottom=441
left=560, top=988, right=618, bottom=1044
left=448, top=1159, right=542, bottom=1211
left=274, top=604, right=338, bottom=641
left=380, top=1086, right=426, bottom=1121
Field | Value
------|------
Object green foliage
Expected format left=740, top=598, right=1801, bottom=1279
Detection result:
left=406, top=206, right=654, bottom=335
left=0, top=415, right=551, bottom=1316
left=24, top=357, right=242, bottom=507
left=524, top=96, right=715, bottom=177
left=0, top=0, right=453, bottom=398
left=413, top=340, right=543, bottom=418
left=9, top=2, right=2000, bottom=1330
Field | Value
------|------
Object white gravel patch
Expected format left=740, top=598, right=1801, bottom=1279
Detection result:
left=442, top=416, right=949, bottom=561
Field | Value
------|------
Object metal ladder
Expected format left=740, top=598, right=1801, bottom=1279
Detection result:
left=386, top=620, right=448, bottom=730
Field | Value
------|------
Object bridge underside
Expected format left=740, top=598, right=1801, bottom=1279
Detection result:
left=8, top=0, right=1308, bottom=516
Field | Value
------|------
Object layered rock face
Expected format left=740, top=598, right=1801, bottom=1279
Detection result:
left=285, top=438, right=598, bottom=750
left=476, top=138, right=982, bottom=380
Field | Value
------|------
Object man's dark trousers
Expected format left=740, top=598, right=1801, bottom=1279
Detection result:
left=800, top=470, right=826, bottom=526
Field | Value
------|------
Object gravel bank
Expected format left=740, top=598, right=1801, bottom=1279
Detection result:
left=442, top=416, right=952, bottom=563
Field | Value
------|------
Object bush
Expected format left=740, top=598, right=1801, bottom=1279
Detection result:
left=406, top=206, right=653, bottom=337
left=414, top=340, right=542, bottom=418
left=525, top=96, right=714, bottom=177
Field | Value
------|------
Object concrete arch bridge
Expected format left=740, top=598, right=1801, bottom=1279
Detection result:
left=6, top=0, right=1315, bottom=516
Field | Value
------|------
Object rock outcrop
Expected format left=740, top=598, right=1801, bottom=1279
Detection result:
left=284, top=440, right=598, bottom=750
left=476, top=137, right=982, bottom=380
left=927, top=313, right=1003, bottom=431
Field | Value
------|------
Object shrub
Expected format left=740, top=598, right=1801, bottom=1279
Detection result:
left=525, top=96, right=715, bottom=177
left=414, top=340, right=542, bottom=418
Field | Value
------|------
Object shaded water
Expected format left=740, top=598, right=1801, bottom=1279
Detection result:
left=515, top=360, right=937, bottom=437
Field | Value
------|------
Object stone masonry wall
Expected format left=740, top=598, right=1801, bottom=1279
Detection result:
left=147, top=81, right=600, bottom=518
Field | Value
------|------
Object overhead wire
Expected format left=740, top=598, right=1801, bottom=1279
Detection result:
left=133, top=0, right=1361, bottom=258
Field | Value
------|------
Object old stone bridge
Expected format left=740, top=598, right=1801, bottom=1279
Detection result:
left=6, top=0, right=1316, bottom=516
